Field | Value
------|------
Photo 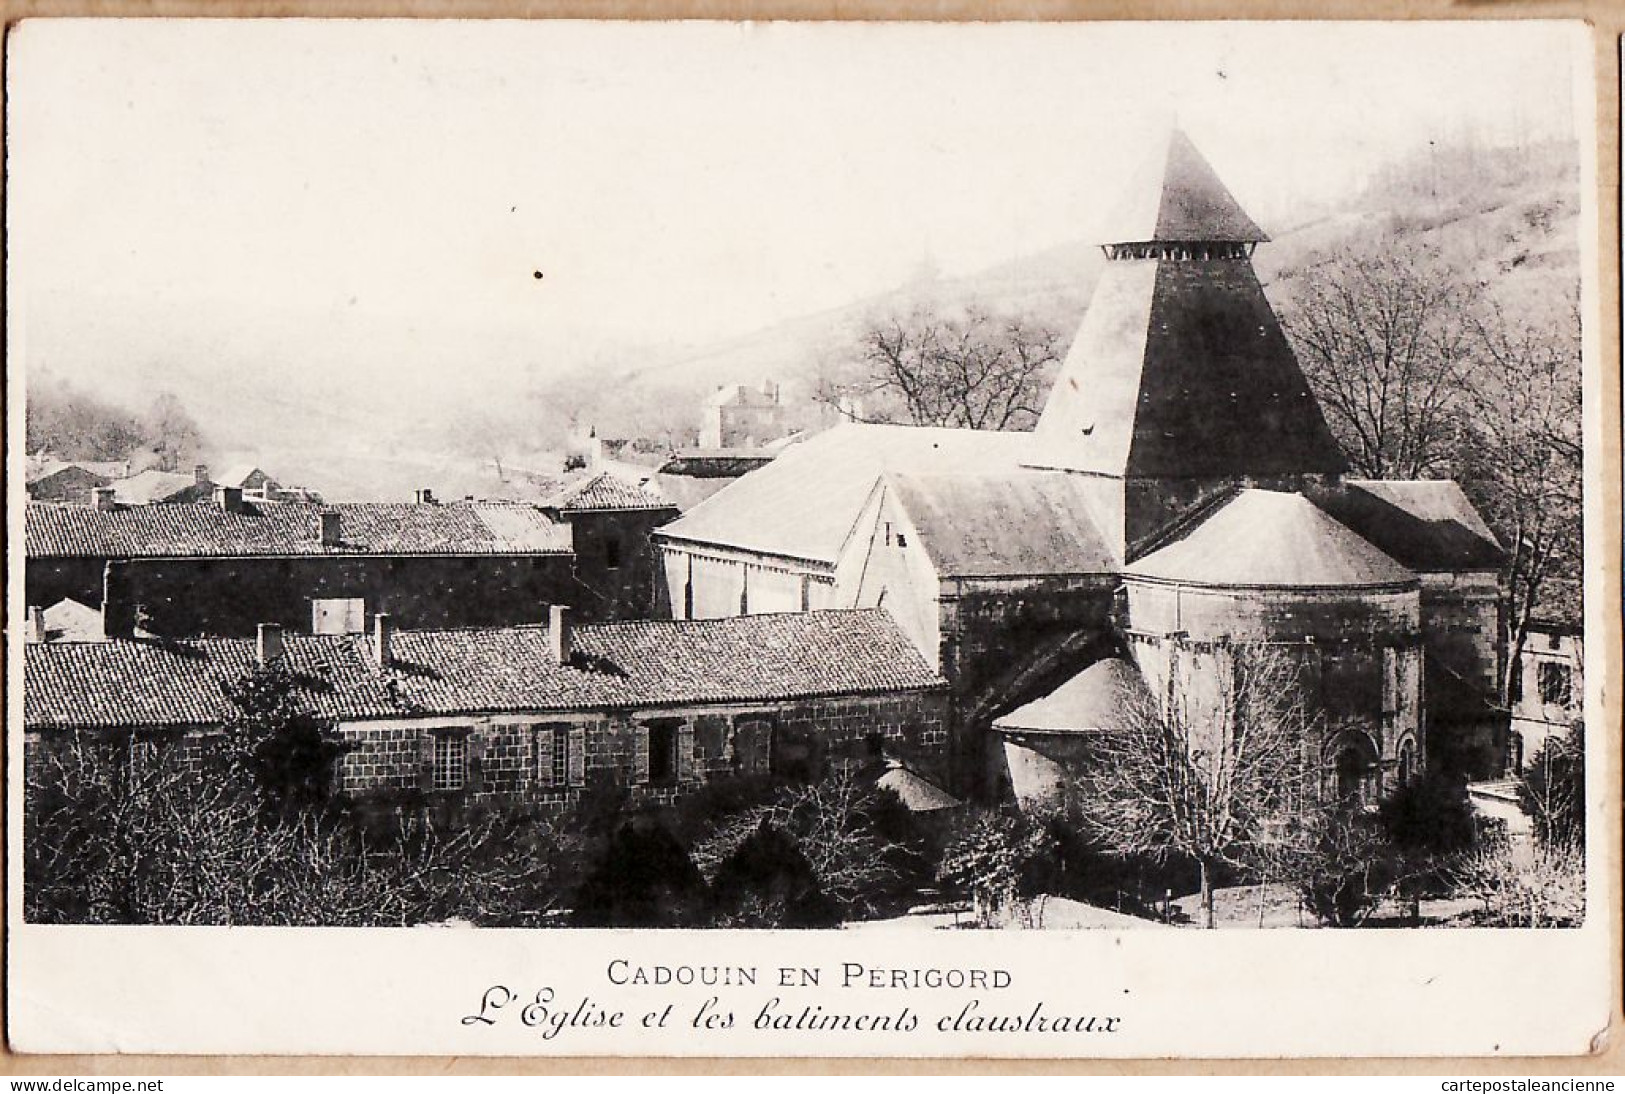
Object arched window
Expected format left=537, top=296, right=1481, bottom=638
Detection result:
left=1397, top=738, right=1416, bottom=787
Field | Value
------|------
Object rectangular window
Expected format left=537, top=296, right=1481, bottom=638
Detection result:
left=551, top=725, right=570, bottom=786
left=432, top=732, right=467, bottom=791
left=648, top=721, right=678, bottom=784
left=604, top=535, right=622, bottom=571
left=1537, top=661, right=1573, bottom=707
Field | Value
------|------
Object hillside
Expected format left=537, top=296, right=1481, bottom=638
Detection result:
left=23, top=137, right=1580, bottom=502
left=595, top=137, right=1580, bottom=430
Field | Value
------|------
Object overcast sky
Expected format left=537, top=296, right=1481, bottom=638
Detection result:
left=8, top=19, right=1584, bottom=410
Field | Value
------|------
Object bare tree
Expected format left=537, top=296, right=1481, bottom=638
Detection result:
left=1282, top=246, right=1473, bottom=479
left=1069, top=644, right=1320, bottom=929
left=817, top=306, right=1063, bottom=431
left=1453, top=298, right=1583, bottom=705
left=145, top=391, right=202, bottom=472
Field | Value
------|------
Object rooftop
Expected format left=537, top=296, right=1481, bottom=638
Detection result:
left=886, top=471, right=1119, bottom=578
left=656, top=421, right=1031, bottom=566
left=1126, top=489, right=1416, bottom=589
left=1313, top=480, right=1504, bottom=572
left=544, top=471, right=674, bottom=513
left=24, top=609, right=945, bottom=730
left=26, top=500, right=573, bottom=559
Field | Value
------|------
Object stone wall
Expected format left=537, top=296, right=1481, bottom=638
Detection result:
left=561, top=508, right=679, bottom=621
left=331, top=688, right=950, bottom=810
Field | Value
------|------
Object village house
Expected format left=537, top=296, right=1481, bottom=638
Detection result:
left=25, top=473, right=677, bottom=640
left=23, top=608, right=950, bottom=809
left=1506, top=580, right=1583, bottom=772
left=25, top=459, right=131, bottom=505
left=653, top=130, right=1508, bottom=800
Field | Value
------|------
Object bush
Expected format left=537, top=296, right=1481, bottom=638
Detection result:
left=709, top=820, right=840, bottom=928
left=936, top=809, right=1058, bottom=925
left=1378, top=774, right=1478, bottom=855
left=572, top=819, right=709, bottom=928
left=1450, top=841, right=1584, bottom=927
left=691, top=768, right=930, bottom=921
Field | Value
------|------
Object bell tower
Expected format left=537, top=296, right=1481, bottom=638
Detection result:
left=1025, top=129, right=1347, bottom=558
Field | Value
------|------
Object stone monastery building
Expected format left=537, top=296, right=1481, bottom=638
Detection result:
left=654, top=130, right=1507, bottom=802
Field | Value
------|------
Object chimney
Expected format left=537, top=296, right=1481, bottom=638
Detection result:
left=549, top=604, right=572, bottom=667
left=92, top=487, right=117, bottom=512
left=372, top=613, right=392, bottom=668
left=214, top=485, right=244, bottom=513
left=318, top=510, right=342, bottom=547
left=28, top=606, right=45, bottom=643
left=194, top=463, right=210, bottom=484
left=257, top=622, right=285, bottom=666
left=414, top=488, right=436, bottom=505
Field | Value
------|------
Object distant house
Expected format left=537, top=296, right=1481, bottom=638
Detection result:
left=698, top=380, right=838, bottom=451
left=109, top=466, right=216, bottom=506
left=23, top=608, right=949, bottom=809
left=647, top=448, right=779, bottom=512
left=25, top=460, right=131, bottom=506
left=1507, top=583, right=1583, bottom=771
left=24, top=599, right=107, bottom=644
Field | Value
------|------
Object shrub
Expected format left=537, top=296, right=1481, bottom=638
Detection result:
left=936, top=809, right=1058, bottom=926
left=572, top=819, right=709, bottom=928
left=709, top=820, right=840, bottom=928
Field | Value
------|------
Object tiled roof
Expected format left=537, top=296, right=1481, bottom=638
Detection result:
left=1126, top=489, right=1416, bottom=589
left=886, top=472, right=1119, bottom=577
left=25, top=501, right=572, bottom=559
left=657, top=422, right=1031, bottom=566
left=1313, top=480, right=1504, bottom=572
left=24, top=609, right=945, bottom=730
left=547, top=472, right=673, bottom=513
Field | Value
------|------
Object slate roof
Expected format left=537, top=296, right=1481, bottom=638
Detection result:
left=656, top=422, right=1031, bottom=566
left=1125, top=489, right=1416, bottom=589
left=1027, top=258, right=1347, bottom=479
left=545, top=472, right=673, bottom=513
left=1312, top=480, right=1504, bottom=572
left=26, top=501, right=572, bottom=559
left=1101, top=129, right=1269, bottom=245
left=24, top=610, right=945, bottom=730
left=993, top=658, right=1152, bottom=736
left=886, top=471, right=1119, bottom=577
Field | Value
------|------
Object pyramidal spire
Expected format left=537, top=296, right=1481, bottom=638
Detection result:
left=1099, top=129, right=1269, bottom=246
left=1026, top=127, right=1346, bottom=556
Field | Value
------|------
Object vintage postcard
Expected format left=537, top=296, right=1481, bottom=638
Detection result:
left=5, top=18, right=1614, bottom=1059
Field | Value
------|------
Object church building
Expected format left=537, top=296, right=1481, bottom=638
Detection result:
left=652, top=130, right=1506, bottom=801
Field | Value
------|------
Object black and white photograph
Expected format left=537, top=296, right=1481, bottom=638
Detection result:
left=5, top=17, right=1610, bottom=1059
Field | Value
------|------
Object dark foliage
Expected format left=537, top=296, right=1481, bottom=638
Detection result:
left=572, top=819, right=709, bottom=928
left=709, top=820, right=840, bottom=928
left=221, top=666, right=353, bottom=819
left=1378, top=774, right=1478, bottom=856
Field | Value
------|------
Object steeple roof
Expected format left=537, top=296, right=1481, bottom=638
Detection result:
left=1026, top=129, right=1346, bottom=486
left=1100, top=129, right=1269, bottom=245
